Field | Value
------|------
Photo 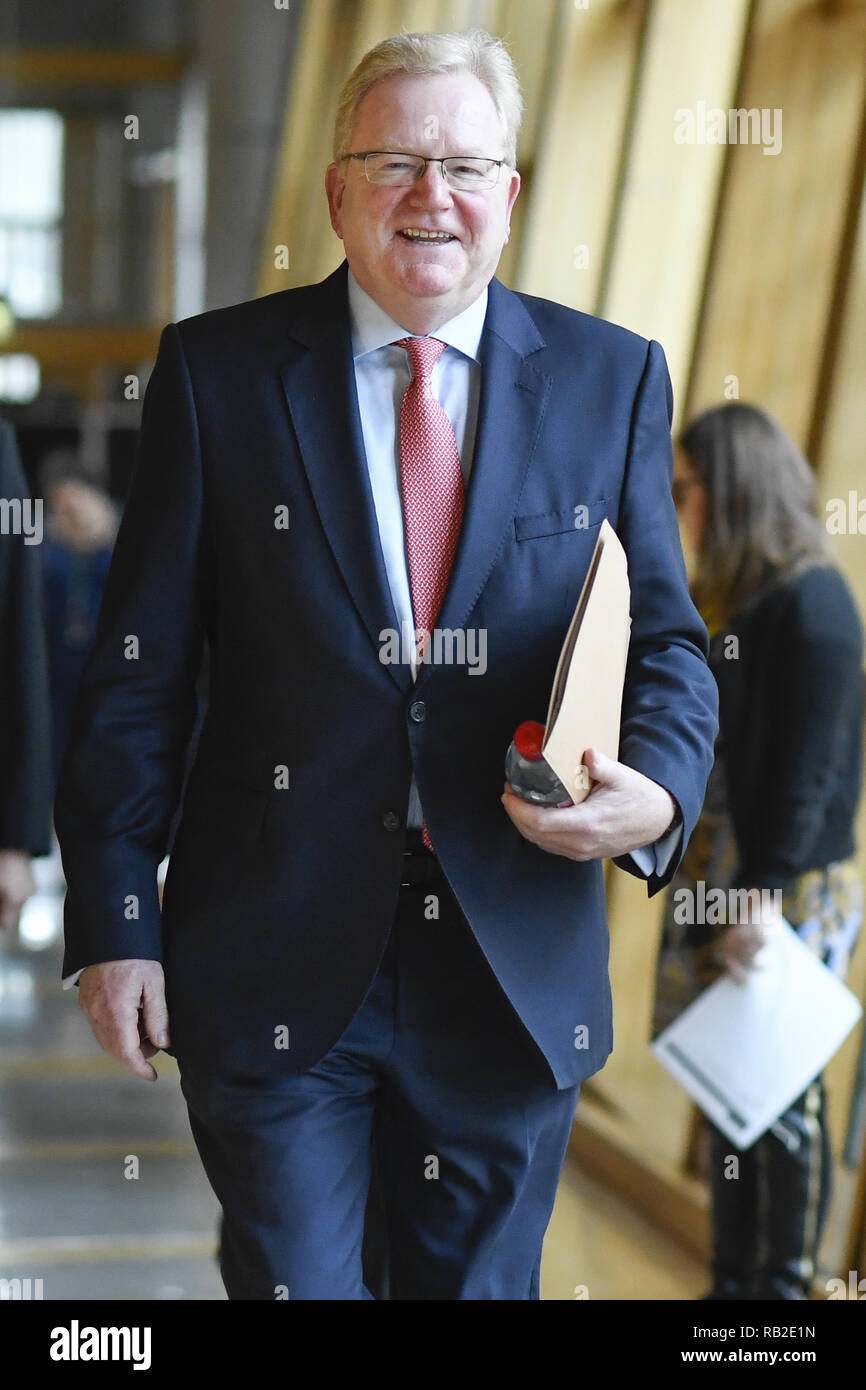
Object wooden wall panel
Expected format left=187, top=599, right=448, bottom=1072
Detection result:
left=686, top=0, right=866, bottom=445
left=599, top=0, right=750, bottom=418
left=586, top=874, right=697, bottom=1170
left=256, top=0, right=352, bottom=294
left=344, top=0, right=406, bottom=67
left=485, top=0, right=558, bottom=286
left=493, top=0, right=555, bottom=157
left=515, top=0, right=646, bottom=310
left=585, top=0, right=750, bottom=1161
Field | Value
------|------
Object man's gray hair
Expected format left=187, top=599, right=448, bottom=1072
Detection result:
left=332, top=28, right=523, bottom=168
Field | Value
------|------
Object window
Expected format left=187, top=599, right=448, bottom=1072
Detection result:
left=0, top=109, right=64, bottom=318
left=0, top=354, right=41, bottom=402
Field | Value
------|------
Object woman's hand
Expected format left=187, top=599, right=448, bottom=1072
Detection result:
left=721, top=896, right=783, bottom=983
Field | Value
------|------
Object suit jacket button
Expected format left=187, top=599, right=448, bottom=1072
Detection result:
left=409, top=700, right=427, bottom=722
left=382, top=811, right=402, bottom=832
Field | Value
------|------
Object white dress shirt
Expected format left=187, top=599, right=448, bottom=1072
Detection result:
left=347, top=266, right=485, bottom=831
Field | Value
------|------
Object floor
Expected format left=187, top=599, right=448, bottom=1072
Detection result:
left=0, top=854, right=703, bottom=1301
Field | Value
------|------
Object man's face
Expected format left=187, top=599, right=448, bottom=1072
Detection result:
left=326, top=71, right=520, bottom=333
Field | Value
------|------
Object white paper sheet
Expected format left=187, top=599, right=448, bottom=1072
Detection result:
left=650, top=917, right=862, bottom=1149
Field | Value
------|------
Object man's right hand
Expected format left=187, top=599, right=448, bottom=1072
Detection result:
left=79, top=960, right=170, bottom=1082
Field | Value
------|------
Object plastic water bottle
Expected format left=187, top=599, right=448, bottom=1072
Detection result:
left=504, top=721, right=573, bottom=806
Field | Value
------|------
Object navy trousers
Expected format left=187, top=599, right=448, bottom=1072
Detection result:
left=177, top=832, right=581, bottom=1299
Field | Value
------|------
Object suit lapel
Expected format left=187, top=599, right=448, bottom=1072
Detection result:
left=279, top=262, right=409, bottom=693
left=279, top=261, right=550, bottom=697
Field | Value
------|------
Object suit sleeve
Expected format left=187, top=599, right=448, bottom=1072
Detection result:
left=610, top=339, right=718, bottom=895
left=54, top=323, right=210, bottom=976
left=0, top=424, right=52, bottom=854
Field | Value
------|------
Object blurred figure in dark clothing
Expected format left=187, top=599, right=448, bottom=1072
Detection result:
left=0, top=420, right=52, bottom=927
left=39, top=451, right=118, bottom=789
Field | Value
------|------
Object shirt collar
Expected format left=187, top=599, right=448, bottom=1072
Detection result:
left=347, top=264, right=488, bottom=363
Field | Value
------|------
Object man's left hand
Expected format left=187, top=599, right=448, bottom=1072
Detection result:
left=501, top=747, right=678, bottom=862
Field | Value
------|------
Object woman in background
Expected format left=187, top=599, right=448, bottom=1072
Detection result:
left=652, top=402, right=864, bottom=1301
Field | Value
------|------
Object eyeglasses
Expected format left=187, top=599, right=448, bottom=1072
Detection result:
left=341, top=151, right=507, bottom=191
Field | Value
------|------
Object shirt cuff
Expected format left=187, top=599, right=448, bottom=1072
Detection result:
left=62, top=968, right=85, bottom=989
left=627, top=811, right=683, bottom=879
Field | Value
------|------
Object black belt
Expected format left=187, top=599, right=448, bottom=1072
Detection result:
left=401, top=827, right=442, bottom=885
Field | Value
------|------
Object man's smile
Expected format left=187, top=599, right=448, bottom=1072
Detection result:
left=397, top=227, right=458, bottom=242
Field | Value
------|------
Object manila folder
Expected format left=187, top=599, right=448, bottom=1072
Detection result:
left=541, top=519, right=631, bottom=805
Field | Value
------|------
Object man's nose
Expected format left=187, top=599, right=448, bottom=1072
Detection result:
left=407, top=162, right=454, bottom=206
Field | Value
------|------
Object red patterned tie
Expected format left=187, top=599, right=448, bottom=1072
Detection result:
left=394, top=336, right=465, bottom=853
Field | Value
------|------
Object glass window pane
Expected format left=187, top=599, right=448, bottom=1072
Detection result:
left=0, top=354, right=41, bottom=402
left=3, top=226, right=62, bottom=318
left=0, top=110, right=64, bottom=222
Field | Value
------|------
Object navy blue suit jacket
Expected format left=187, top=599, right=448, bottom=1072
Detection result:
left=55, top=260, right=718, bottom=1089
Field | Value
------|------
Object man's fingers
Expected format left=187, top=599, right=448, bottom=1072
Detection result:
left=582, top=747, right=615, bottom=783
left=78, top=961, right=166, bottom=1082
left=140, top=976, right=170, bottom=1051
left=501, top=785, right=599, bottom=857
left=119, top=1043, right=158, bottom=1082
left=97, top=1013, right=158, bottom=1082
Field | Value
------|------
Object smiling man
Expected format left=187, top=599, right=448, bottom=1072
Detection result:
left=325, top=65, right=520, bottom=332
left=55, top=29, right=717, bottom=1300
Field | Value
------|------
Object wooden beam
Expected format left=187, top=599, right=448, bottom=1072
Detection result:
left=483, top=0, right=559, bottom=288
left=516, top=0, right=647, bottom=311
left=686, top=0, right=866, bottom=446
left=599, top=0, right=751, bottom=422
left=807, top=84, right=866, bottom=464
left=257, top=0, right=352, bottom=295
left=0, top=48, right=188, bottom=87
left=5, top=324, right=161, bottom=369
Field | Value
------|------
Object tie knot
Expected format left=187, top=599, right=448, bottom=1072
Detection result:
left=394, top=336, right=447, bottom=382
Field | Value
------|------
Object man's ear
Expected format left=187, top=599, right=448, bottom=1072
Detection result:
left=325, top=162, right=345, bottom=237
left=503, top=170, right=521, bottom=245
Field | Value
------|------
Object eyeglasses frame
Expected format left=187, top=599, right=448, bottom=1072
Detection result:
left=339, top=151, right=509, bottom=190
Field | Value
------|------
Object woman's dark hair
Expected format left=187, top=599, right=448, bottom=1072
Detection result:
left=679, top=402, right=829, bottom=623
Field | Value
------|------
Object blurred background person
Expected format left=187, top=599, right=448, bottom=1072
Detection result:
left=653, top=402, right=864, bottom=1300
left=39, top=449, right=118, bottom=789
left=0, top=419, right=52, bottom=930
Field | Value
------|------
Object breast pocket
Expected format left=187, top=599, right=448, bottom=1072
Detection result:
left=513, top=498, right=609, bottom=541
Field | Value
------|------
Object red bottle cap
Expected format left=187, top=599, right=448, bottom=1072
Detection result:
left=513, top=721, right=546, bottom=761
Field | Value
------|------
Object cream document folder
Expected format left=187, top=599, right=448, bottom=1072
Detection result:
left=541, top=519, right=632, bottom=805
left=651, top=918, right=863, bottom=1149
